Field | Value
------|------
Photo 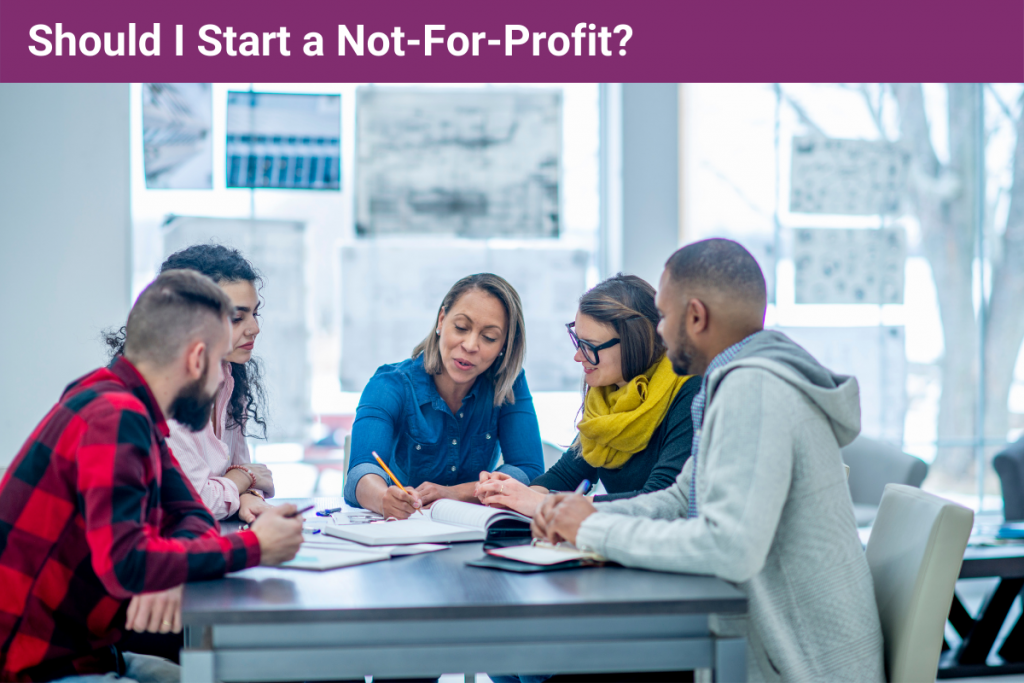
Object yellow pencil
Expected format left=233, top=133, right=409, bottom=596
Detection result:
left=372, top=451, right=424, bottom=516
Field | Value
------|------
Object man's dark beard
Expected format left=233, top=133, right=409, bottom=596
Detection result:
left=170, top=372, right=218, bottom=432
left=668, top=327, right=706, bottom=377
left=669, top=349, right=693, bottom=376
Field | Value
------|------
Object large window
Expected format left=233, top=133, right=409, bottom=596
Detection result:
left=683, top=83, right=1024, bottom=510
left=130, top=83, right=600, bottom=495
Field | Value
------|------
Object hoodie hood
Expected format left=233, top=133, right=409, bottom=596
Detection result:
left=706, top=330, right=861, bottom=447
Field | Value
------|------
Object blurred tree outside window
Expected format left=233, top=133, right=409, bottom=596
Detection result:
left=684, top=83, right=1024, bottom=508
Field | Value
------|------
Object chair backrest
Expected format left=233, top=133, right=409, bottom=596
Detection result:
left=993, top=438, right=1024, bottom=521
left=541, top=440, right=564, bottom=471
left=343, top=434, right=352, bottom=475
left=865, top=484, right=973, bottom=683
left=842, top=436, right=929, bottom=506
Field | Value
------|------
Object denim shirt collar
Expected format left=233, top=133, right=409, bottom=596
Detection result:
left=409, top=355, right=486, bottom=414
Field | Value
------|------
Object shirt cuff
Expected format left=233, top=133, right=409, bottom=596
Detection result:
left=228, top=529, right=262, bottom=571
left=495, top=463, right=530, bottom=486
left=575, top=512, right=619, bottom=555
left=210, top=475, right=242, bottom=518
left=344, top=462, right=390, bottom=507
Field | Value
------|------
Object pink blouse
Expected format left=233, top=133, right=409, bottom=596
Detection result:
left=166, top=362, right=263, bottom=519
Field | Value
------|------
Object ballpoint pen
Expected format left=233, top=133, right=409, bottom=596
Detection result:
left=573, top=479, right=591, bottom=495
left=241, top=504, right=315, bottom=530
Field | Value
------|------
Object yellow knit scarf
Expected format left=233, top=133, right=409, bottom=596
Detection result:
left=577, top=355, right=692, bottom=470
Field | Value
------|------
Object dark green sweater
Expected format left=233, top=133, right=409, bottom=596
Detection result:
left=531, top=377, right=700, bottom=501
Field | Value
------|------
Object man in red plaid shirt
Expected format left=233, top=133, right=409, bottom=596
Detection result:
left=0, top=270, right=303, bottom=682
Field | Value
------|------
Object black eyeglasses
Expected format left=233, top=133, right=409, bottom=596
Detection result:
left=566, top=322, right=620, bottom=365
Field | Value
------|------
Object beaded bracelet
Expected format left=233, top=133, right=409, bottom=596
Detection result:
left=226, top=464, right=256, bottom=489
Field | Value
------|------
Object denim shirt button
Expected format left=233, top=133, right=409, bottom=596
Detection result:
left=485, top=433, right=491, bottom=440
left=459, top=412, right=464, bottom=418
left=451, top=465, right=456, bottom=472
left=452, top=439, right=457, bottom=445
left=415, top=444, right=421, bottom=450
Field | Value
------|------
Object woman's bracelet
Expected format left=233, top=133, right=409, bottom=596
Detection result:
left=226, top=465, right=256, bottom=489
left=242, top=488, right=265, bottom=501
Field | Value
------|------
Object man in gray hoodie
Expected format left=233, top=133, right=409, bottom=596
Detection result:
left=533, top=239, right=886, bottom=683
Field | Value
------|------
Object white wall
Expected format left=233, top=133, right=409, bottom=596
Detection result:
left=0, top=84, right=131, bottom=465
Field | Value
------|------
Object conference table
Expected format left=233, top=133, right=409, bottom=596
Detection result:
left=180, top=502, right=749, bottom=682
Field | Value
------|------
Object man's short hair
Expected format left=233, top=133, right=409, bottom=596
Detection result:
left=123, top=269, right=233, bottom=367
left=665, top=238, right=768, bottom=309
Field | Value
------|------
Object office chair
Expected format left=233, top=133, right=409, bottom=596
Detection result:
left=866, top=484, right=973, bottom=682
left=993, top=437, right=1024, bottom=521
left=842, top=436, right=929, bottom=526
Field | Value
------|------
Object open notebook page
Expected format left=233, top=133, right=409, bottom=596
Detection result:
left=429, top=499, right=530, bottom=528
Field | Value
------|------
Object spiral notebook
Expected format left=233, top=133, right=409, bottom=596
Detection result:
left=324, top=499, right=531, bottom=545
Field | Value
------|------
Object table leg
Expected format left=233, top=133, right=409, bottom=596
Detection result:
left=180, top=650, right=215, bottom=683
left=958, top=578, right=1024, bottom=665
left=714, top=637, right=746, bottom=682
left=998, top=598, right=1024, bottom=662
left=949, top=593, right=975, bottom=639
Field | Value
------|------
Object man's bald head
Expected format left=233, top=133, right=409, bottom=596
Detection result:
left=663, top=238, right=767, bottom=333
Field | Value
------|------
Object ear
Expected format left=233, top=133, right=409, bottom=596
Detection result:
left=686, top=298, right=710, bottom=336
left=183, top=339, right=207, bottom=381
left=436, top=308, right=446, bottom=332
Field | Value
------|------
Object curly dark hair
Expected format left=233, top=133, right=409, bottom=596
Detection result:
left=104, top=244, right=268, bottom=438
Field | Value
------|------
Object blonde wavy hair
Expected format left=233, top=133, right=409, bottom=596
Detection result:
left=412, top=273, right=526, bottom=406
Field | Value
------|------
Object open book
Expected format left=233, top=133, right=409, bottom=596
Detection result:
left=324, top=499, right=531, bottom=545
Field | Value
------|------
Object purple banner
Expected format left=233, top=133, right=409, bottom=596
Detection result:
left=2, top=0, right=1022, bottom=83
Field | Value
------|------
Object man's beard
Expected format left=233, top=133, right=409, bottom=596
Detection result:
left=667, top=327, right=706, bottom=377
left=170, top=366, right=219, bottom=432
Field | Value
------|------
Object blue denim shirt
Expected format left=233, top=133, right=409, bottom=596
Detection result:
left=344, top=355, right=545, bottom=507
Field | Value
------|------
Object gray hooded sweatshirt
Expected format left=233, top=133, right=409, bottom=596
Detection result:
left=575, top=331, right=886, bottom=682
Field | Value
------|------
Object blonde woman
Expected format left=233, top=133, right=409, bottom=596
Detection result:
left=345, top=273, right=544, bottom=520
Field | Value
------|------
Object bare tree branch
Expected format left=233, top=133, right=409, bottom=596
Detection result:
left=859, top=83, right=889, bottom=141
left=893, top=83, right=940, bottom=178
left=999, top=101, right=1024, bottom=242
left=775, top=84, right=827, bottom=137
left=986, top=83, right=1016, bottom=123
left=698, top=160, right=772, bottom=219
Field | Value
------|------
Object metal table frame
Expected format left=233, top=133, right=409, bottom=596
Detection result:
left=939, top=545, right=1024, bottom=678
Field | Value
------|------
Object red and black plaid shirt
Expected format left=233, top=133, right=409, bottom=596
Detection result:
left=0, top=357, right=260, bottom=682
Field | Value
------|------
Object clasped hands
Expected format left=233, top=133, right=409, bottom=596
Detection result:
left=529, top=492, right=597, bottom=545
left=476, top=471, right=596, bottom=545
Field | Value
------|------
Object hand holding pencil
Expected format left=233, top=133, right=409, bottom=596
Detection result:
left=374, top=451, right=426, bottom=519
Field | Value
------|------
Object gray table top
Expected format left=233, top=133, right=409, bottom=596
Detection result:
left=961, top=543, right=1024, bottom=579
left=184, top=528, right=747, bottom=626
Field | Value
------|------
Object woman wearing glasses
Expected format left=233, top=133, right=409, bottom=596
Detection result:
left=476, top=274, right=700, bottom=517
left=344, top=273, right=544, bottom=520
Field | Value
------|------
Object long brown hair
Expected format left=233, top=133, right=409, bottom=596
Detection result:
left=412, top=273, right=527, bottom=407
left=578, top=273, right=666, bottom=382
left=571, top=273, right=667, bottom=442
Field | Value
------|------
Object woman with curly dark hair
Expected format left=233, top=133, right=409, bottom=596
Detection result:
left=105, top=244, right=274, bottom=522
